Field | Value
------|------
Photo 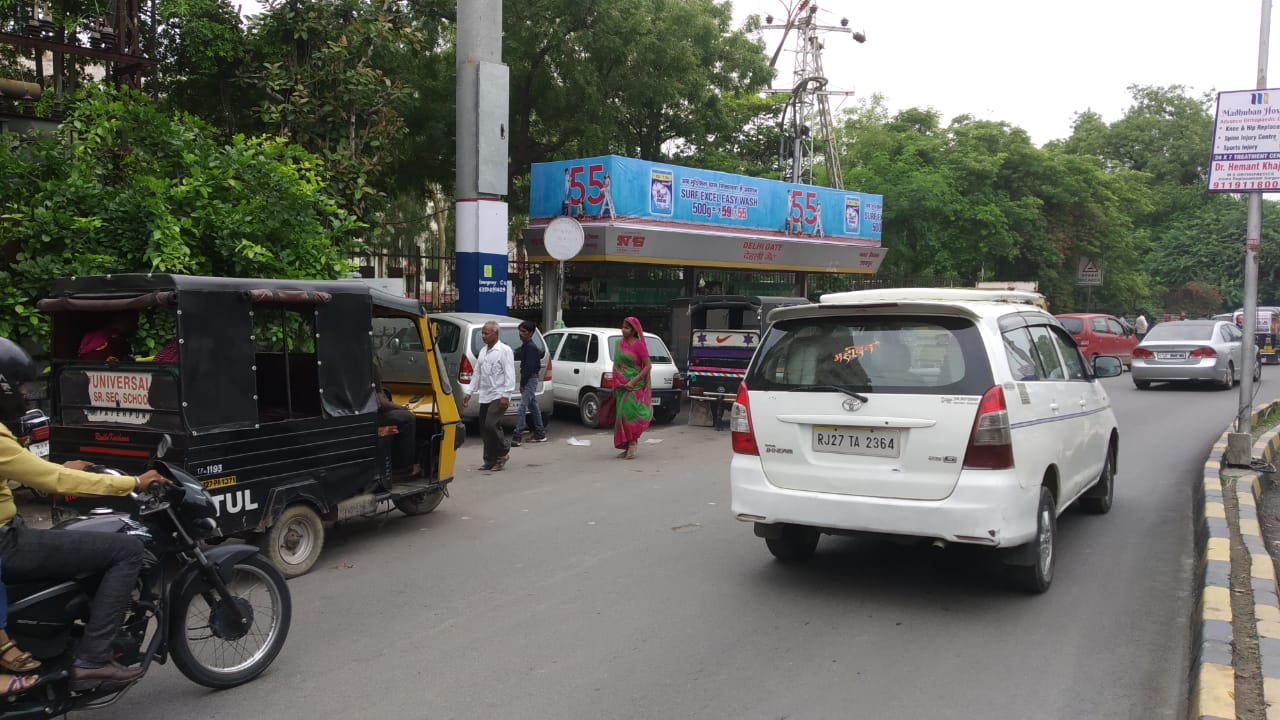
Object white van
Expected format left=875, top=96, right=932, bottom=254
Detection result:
left=729, top=288, right=1122, bottom=593
left=428, top=313, right=552, bottom=425
left=543, top=327, right=682, bottom=427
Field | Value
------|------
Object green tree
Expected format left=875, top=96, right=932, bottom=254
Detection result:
left=0, top=86, right=358, bottom=342
left=152, top=0, right=251, bottom=131
left=838, top=98, right=1150, bottom=312
left=503, top=0, right=773, bottom=198
left=240, top=0, right=427, bottom=235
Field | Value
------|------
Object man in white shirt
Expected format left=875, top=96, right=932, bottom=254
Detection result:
left=462, top=321, right=516, bottom=471
left=1134, top=313, right=1149, bottom=341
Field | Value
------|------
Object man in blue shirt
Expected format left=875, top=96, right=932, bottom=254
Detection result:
left=511, top=320, right=547, bottom=447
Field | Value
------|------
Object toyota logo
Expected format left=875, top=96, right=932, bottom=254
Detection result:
left=842, top=397, right=863, bottom=412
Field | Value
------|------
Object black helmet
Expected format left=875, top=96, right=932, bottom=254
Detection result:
left=0, top=338, right=36, bottom=397
left=0, top=338, right=36, bottom=433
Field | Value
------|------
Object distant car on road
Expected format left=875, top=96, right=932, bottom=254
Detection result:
left=1131, top=319, right=1259, bottom=390
left=1054, top=313, right=1139, bottom=368
left=543, top=327, right=682, bottom=427
left=428, top=312, right=553, bottom=426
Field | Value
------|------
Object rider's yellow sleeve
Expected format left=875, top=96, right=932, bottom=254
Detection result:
left=0, top=425, right=136, bottom=527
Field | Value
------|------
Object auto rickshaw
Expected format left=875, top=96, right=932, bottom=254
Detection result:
left=1233, top=306, right=1280, bottom=364
left=37, top=274, right=462, bottom=577
left=669, top=295, right=810, bottom=428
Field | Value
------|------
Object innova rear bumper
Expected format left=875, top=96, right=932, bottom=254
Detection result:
left=729, top=455, right=1040, bottom=548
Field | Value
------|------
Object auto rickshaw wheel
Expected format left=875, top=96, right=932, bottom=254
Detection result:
left=259, top=504, right=325, bottom=578
left=394, top=488, right=445, bottom=516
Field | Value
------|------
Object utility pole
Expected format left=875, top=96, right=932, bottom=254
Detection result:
left=1236, top=0, right=1271, bottom=439
left=762, top=1, right=864, bottom=188
left=456, top=0, right=510, bottom=313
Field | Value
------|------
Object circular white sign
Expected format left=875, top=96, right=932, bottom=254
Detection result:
left=543, top=217, right=585, bottom=261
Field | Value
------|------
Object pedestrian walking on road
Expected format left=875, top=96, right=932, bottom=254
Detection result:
left=1135, top=313, right=1149, bottom=341
left=462, top=321, right=515, bottom=471
left=610, top=316, right=653, bottom=460
left=511, top=320, right=547, bottom=447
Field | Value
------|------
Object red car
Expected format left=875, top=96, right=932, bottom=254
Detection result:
left=1054, top=313, right=1139, bottom=367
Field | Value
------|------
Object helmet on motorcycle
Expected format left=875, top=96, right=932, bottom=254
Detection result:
left=0, top=338, right=37, bottom=432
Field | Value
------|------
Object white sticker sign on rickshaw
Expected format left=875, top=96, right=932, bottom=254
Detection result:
left=1208, top=88, right=1280, bottom=193
left=83, top=370, right=154, bottom=425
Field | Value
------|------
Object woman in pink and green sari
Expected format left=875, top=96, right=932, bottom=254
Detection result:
left=612, top=317, right=653, bottom=460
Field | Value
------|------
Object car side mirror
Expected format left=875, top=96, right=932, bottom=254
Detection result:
left=1093, top=355, right=1123, bottom=378
left=390, top=337, right=402, bottom=355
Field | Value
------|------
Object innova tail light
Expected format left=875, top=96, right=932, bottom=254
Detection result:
left=730, top=384, right=759, bottom=456
left=963, top=386, right=1013, bottom=469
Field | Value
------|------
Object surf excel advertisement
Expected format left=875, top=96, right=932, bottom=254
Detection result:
left=529, top=155, right=883, bottom=243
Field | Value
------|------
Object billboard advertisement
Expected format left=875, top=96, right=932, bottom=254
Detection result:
left=1209, top=88, right=1280, bottom=193
left=530, top=155, right=883, bottom=243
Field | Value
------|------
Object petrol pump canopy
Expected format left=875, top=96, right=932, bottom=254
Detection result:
left=525, top=155, right=887, bottom=274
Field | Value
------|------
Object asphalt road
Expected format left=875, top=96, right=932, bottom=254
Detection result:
left=100, top=374, right=1258, bottom=719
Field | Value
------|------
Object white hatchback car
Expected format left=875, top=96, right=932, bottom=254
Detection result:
left=544, top=327, right=682, bottom=427
left=729, top=288, right=1123, bottom=593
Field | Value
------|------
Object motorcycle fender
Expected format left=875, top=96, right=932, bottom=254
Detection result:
left=167, top=545, right=264, bottom=607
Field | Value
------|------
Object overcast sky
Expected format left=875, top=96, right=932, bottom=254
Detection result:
left=732, top=0, right=1274, bottom=146
left=236, top=0, right=1271, bottom=147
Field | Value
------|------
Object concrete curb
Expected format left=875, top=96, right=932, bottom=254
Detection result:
left=1192, top=400, right=1280, bottom=719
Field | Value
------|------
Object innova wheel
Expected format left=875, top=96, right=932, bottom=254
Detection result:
left=579, top=391, right=602, bottom=428
left=1079, top=442, right=1115, bottom=514
left=259, top=504, right=325, bottom=579
left=1004, top=486, right=1056, bottom=594
left=765, top=525, right=819, bottom=563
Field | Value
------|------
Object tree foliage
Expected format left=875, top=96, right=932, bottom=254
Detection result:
left=838, top=96, right=1152, bottom=312
left=0, top=0, right=1264, bottom=321
left=503, top=0, right=774, bottom=212
left=0, top=86, right=358, bottom=342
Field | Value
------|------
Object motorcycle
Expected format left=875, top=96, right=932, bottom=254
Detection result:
left=12, top=411, right=50, bottom=500
left=15, top=411, right=48, bottom=461
left=1, top=439, right=292, bottom=717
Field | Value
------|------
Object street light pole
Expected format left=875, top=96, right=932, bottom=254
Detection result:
left=1238, top=0, right=1271, bottom=437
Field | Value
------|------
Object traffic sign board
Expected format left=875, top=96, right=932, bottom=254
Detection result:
left=1077, top=257, right=1103, bottom=286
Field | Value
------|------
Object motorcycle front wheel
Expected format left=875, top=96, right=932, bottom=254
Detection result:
left=170, top=553, right=292, bottom=689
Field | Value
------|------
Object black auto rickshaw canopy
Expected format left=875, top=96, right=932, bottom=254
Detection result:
left=39, top=274, right=422, bottom=434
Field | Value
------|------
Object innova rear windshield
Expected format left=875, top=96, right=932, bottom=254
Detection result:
left=744, top=314, right=994, bottom=395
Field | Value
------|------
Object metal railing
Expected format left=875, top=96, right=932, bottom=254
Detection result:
left=353, top=252, right=972, bottom=311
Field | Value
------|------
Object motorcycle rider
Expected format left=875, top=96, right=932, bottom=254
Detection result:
left=0, top=338, right=169, bottom=686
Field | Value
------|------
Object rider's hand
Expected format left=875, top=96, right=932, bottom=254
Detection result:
left=499, top=397, right=510, bottom=409
left=135, top=470, right=171, bottom=493
left=63, top=460, right=93, bottom=471
left=461, top=394, right=470, bottom=408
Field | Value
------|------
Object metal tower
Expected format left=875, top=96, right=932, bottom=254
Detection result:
left=762, top=1, right=864, bottom=188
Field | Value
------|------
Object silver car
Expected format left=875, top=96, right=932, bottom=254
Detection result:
left=1131, top=320, right=1259, bottom=389
left=427, top=312, right=553, bottom=425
